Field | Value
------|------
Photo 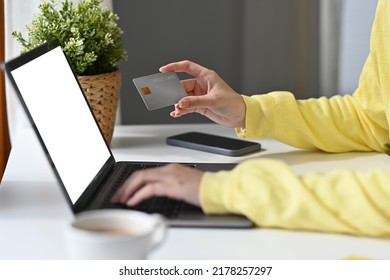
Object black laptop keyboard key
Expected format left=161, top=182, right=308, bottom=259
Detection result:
left=109, top=197, right=183, bottom=218
left=131, top=196, right=183, bottom=217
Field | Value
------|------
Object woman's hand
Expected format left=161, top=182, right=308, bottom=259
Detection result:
left=111, top=163, right=204, bottom=207
left=160, top=60, right=247, bottom=128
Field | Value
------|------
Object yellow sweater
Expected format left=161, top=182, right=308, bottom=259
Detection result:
left=200, top=0, right=390, bottom=237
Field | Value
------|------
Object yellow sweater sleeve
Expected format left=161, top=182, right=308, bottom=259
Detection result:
left=200, top=0, right=390, bottom=237
left=201, top=159, right=390, bottom=237
left=237, top=92, right=389, bottom=152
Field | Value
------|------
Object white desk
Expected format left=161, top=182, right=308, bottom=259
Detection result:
left=1, top=124, right=390, bottom=259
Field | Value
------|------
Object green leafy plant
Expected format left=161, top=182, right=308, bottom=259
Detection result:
left=12, top=0, right=128, bottom=75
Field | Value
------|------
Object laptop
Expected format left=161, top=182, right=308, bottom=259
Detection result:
left=3, top=42, right=253, bottom=228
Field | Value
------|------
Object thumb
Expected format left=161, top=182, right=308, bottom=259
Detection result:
left=179, top=96, right=212, bottom=109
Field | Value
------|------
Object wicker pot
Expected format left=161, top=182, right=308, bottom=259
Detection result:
left=77, top=70, right=121, bottom=144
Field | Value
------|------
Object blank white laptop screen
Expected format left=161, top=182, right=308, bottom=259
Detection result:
left=11, top=46, right=111, bottom=203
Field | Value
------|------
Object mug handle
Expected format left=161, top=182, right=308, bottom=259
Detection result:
left=149, top=214, right=167, bottom=252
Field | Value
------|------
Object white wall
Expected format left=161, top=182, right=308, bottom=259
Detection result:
left=338, top=0, right=377, bottom=95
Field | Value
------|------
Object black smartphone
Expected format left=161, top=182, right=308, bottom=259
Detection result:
left=166, top=132, right=261, bottom=157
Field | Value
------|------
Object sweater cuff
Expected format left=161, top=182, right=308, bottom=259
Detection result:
left=235, top=94, right=275, bottom=139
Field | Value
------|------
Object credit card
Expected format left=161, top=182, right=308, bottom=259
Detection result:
left=133, top=72, right=187, bottom=110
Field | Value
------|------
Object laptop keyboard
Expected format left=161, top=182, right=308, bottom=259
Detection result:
left=105, top=163, right=184, bottom=218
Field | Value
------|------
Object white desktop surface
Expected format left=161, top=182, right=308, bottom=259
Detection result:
left=1, top=124, right=390, bottom=260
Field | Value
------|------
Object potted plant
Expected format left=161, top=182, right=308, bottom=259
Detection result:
left=12, top=0, right=128, bottom=144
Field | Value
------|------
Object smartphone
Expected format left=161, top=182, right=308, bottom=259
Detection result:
left=166, top=132, right=261, bottom=157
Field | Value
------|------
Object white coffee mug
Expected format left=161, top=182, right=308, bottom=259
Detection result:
left=64, top=209, right=167, bottom=260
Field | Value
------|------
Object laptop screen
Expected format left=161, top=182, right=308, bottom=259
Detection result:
left=10, top=46, right=111, bottom=204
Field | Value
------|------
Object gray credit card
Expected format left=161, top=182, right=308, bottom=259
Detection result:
left=133, top=72, right=187, bottom=111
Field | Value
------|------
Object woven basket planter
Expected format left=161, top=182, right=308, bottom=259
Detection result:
left=77, top=70, right=121, bottom=144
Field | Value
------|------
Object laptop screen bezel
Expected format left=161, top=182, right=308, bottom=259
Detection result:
left=3, top=41, right=117, bottom=212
